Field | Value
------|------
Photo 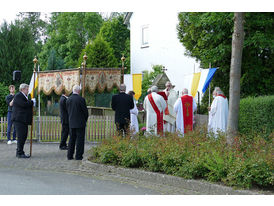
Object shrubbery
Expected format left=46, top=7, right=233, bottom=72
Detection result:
left=239, top=95, right=274, bottom=139
left=0, top=83, right=9, bottom=117
left=88, top=130, right=273, bottom=189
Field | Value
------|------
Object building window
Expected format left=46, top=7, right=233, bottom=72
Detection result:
left=141, top=25, right=149, bottom=48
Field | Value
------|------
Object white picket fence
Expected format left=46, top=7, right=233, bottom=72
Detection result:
left=0, top=115, right=116, bottom=142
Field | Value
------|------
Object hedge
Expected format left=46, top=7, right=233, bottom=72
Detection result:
left=0, top=83, right=9, bottom=117
left=239, top=95, right=274, bottom=138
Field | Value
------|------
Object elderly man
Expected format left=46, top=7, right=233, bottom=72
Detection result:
left=174, top=88, right=197, bottom=135
left=111, top=84, right=134, bottom=136
left=66, top=85, right=88, bottom=160
left=12, top=84, right=35, bottom=158
left=163, top=81, right=178, bottom=133
left=143, top=86, right=166, bottom=135
left=208, top=87, right=228, bottom=137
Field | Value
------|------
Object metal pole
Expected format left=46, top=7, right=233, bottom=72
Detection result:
left=208, top=63, right=211, bottom=107
left=121, top=54, right=125, bottom=84
left=38, top=65, right=41, bottom=142
left=30, top=56, right=38, bottom=157
left=82, top=53, right=87, bottom=98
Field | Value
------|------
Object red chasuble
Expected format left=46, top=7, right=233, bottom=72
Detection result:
left=148, top=93, right=163, bottom=135
left=181, top=95, right=193, bottom=133
left=158, top=91, right=169, bottom=115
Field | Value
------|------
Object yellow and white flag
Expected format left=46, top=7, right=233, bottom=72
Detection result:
left=28, top=72, right=38, bottom=98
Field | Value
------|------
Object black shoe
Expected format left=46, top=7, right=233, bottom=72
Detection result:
left=75, top=157, right=83, bottom=160
left=17, top=154, right=30, bottom=158
left=59, top=145, right=68, bottom=150
left=67, top=157, right=74, bottom=160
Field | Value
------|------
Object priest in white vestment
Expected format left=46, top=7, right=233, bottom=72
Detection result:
left=128, top=91, right=139, bottom=135
left=174, top=88, right=197, bottom=136
left=143, top=86, right=166, bottom=135
left=208, top=87, right=229, bottom=137
left=163, top=81, right=178, bottom=133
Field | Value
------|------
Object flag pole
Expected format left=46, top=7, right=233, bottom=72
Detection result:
left=38, top=65, right=41, bottom=142
left=30, top=56, right=38, bottom=157
left=208, top=63, right=211, bottom=107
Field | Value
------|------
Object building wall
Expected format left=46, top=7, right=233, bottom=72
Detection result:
left=130, top=11, right=200, bottom=93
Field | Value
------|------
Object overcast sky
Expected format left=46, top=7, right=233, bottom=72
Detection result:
left=0, top=0, right=271, bottom=25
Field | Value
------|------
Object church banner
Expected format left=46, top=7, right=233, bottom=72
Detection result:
left=85, top=68, right=121, bottom=93
left=38, top=69, right=80, bottom=95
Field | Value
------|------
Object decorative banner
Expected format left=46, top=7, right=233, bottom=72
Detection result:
left=190, top=72, right=201, bottom=98
left=38, top=69, right=80, bottom=95
left=132, top=74, right=142, bottom=100
left=85, top=69, right=121, bottom=93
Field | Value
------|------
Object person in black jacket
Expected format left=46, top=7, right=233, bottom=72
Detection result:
left=111, top=84, right=134, bottom=136
left=5, top=85, right=16, bottom=145
left=11, top=83, right=35, bottom=158
left=66, top=85, right=88, bottom=160
left=59, top=91, right=70, bottom=150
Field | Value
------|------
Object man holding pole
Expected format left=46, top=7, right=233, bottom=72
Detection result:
left=12, top=84, right=35, bottom=158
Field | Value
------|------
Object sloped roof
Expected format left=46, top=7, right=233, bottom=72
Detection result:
left=152, top=72, right=170, bottom=90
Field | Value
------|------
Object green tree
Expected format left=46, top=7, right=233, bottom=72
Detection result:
left=177, top=12, right=274, bottom=97
left=0, top=83, right=9, bottom=116
left=139, top=65, right=164, bottom=102
left=17, top=12, right=48, bottom=54
left=47, top=49, right=65, bottom=70
left=0, top=21, right=35, bottom=86
left=39, top=12, right=103, bottom=69
left=79, top=35, right=118, bottom=68
left=99, top=15, right=130, bottom=71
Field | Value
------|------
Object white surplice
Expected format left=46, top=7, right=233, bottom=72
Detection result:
left=174, top=95, right=197, bottom=136
left=130, top=100, right=139, bottom=135
left=143, top=92, right=166, bottom=135
left=163, top=89, right=178, bottom=133
left=208, top=96, right=229, bottom=136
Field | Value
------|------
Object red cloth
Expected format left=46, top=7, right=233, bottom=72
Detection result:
left=158, top=91, right=169, bottom=115
left=181, top=95, right=193, bottom=133
left=148, top=94, right=163, bottom=135
left=217, top=94, right=226, bottom=99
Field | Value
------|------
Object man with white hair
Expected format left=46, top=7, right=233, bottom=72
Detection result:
left=174, top=88, right=197, bottom=135
left=143, top=86, right=166, bottom=135
left=163, top=81, right=178, bottom=133
left=66, top=85, right=88, bottom=160
left=11, top=83, right=35, bottom=158
left=208, top=87, right=228, bottom=137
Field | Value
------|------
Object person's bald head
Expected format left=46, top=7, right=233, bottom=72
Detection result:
left=151, top=86, right=158, bottom=93
left=120, top=84, right=126, bottom=92
left=182, top=88, right=188, bottom=95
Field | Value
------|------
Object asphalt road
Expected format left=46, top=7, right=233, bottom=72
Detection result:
left=0, top=167, right=158, bottom=195
left=0, top=142, right=160, bottom=195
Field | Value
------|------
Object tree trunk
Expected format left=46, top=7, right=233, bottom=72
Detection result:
left=227, top=13, right=245, bottom=145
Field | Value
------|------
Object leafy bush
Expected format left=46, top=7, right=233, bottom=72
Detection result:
left=239, top=95, right=274, bottom=138
left=89, top=131, right=273, bottom=190
left=0, top=83, right=9, bottom=116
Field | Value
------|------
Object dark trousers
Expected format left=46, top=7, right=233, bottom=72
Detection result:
left=60, top=124, right=69, bottom=147
left=116, top=122, right=129, bottom=136
left=14, top=121, right=28, bottom=155
left=7, top=111, right=16, bottom=140
left=67, top=128, right=85, bottom=160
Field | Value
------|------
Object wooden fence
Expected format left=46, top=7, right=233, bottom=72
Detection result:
left=0, top=116, right=116, bottom=142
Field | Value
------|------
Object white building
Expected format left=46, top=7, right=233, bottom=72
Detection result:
left=125, top=12, right=200, bottom=94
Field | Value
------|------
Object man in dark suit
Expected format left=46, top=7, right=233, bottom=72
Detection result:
left=11, top=83, right=35, bottom=158
left=59, top=91, right=69, bottom=150
left=66, top=85, right=88, bottom=160
left=111, top=84, right=134, bottom=136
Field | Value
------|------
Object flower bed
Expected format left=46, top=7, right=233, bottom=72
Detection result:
left=88, top=130, right=274, bottom=189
